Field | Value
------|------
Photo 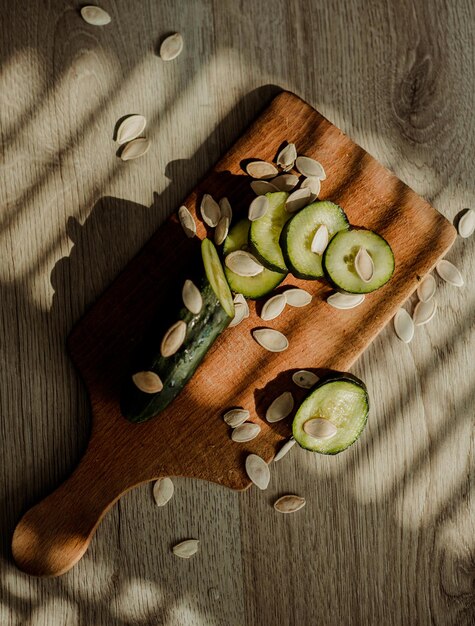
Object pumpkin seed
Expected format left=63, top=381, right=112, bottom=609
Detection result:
left=182, top=279, right=202, bottom=314
left=273, top=437, right=296, bottom=462
left=200, top=194, right=221, bottom=227
left=231, top=422, right=261, bottom=442
left=120, top=137, right=151, bottom=161
left=285, top=188, right=312, bottom=213
left=116, top=114, right=146, bottom=145
left=172, top=539, right=199, bottom=558
left=413, top=299, right=437, bottom=326
left=214, top=215, right=230, bottom=245
left=246, top=161, right=279, bottom=179
left=436, top=259, right=464, bottom=287
left=304, top=418, right=337, bottom=439
left=219, top=197, right=233, bottom=221
left=80, top=5, right=111, bottom=26
left=178, top=205, right=196, bottom=238
left=354, top=247, right=374, bottom=282
left=248, top=195, right=269, bottom=221
left=234, top=293, right=250, bottom=317
left=417, top=274, right=436, bottom=302
left=223, top=408, right=250, bottom=428
left=252, top=328, right=288, bottom=352
left=153, top=477, right=174, bottom=506
left=132, top=371, right=163, bottom=394
left=160, top=320, right=187, bottom=357
left=261, top=293, right=287, bottom=321
left=284, top=288, right=312, bottom=307
left=276, top=143, right=297, bottom=170
left=394, top=308, right=414, bottom=343
left=245, top=454, right=270, bottom=490
left=266, top=391, right=294, bottom=423
left=310, top=224, right=329, bottom=255
left=225, top=251, right=264, bottom=276
left=327, top=292, right=365, bottom=310
left=229, top=302, right=247, bottom=328
left=292, top=370, right=319, bottom=389
left=250, top=180, right=279, bottom=195
left=458, top=209, right=475, bottom=238
left=274, top=495, right=306, bottom=514
left=271, top=174, right=299, bottom=191
left=295, top=156, right=326, bottom=180
left=160, top=33, right=184, bottom=61
left=301, top=176, right=321, bottom=201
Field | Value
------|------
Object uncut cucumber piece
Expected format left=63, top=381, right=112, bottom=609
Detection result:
left=121, top=239, right=233, bottom=423
left=292, top=377, right=369, bottom=454
left=281, top=201, right=349, bottom=279
left=223, top=219, right=286, bottom=299
left=248, top=191, right=290, bottom=272
left=323, top=229, right=395, bottom=294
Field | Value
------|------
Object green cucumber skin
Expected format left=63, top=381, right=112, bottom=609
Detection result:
left=247, top=242, right=285, bottom=274
left=280, top=220, right=318, bottom=280
left=121, top=280, right=230, bottom=423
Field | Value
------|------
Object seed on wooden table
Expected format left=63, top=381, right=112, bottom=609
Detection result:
left=295, top=156, right=326, bottom=180
left=458, top=209, right=475, bottom=238
left=273, top=437, right=296, bottom=462
left=417, top=274, right=436, bottom=302
left=219, top=197, right=233, bottom=221
left=327, top=292, right=365, bottom=310
left=178, top=205, right=196, bottom=238
left=214, top=215, right=230, bottom=245
left=153, top=477, right=174, bottom=506
left=116, top=114, right=146, bottom=145
left=301, top=176, right=321, bottom=201
left=284, top=288, right=312, bottom=307
left=172, top=539, right=199, bottom=558
left=231, top=422, right=261, bottom=442
left=248, top=195, right=269, bottom=221
left=436, top=259, right=464, bottom=287
left=132, top=371, right=163, bottom=394
left=252, top=328, right=289, bottom=352
left=394, top=308, right=414, bottom=343
left=225, top=251, right=264, bottom=277
left=266, top=391, right=294, bottom=422
left=292, top=370, right=319, bottom=389
left=161, top=320, right=187, bottom=357
left=200, top=194, right=221, bottom=227
left=160, top=33, right=184, bottom=61
left=311, top=224, right=329, bottom=255
left=250, top=180, right=279, bottom=195
left=354, top=247, right=374, bottom=282
left=304, top=418, right=337, bottom=439
left=413, top=299, right=437, bottom=326
left=245, top=454, right=270, bottom=490
left=271, top=174, right=299, bottom=191
left=261, top=293, right=287, bottom=321
left=276, top=143, right=297, bottom=170
left=80, top=5, right=111, bottom=25
left=229, top=302, right=247, bottom=328
left=182, top=279, right=202, bottom=314
left=234, top=293, right=250, bottom=317
left=246, top=161, right=279, bottom=179
left=120, top=138, right=151, bottom=161
left=285, top=188, right=312, bottom=213
left=274, top=495, right=306, bottom=514
left=223, top=408, right=250, bottom=428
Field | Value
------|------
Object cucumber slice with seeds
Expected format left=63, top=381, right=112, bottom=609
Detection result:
left=248, top=191, right=290, bottom=272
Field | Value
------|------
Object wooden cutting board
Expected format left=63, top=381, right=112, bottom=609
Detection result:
left=12, top=91, right=456, bottom=577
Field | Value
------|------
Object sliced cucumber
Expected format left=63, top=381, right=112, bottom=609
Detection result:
left=280, top=201, right=349, bottom=279
left=323, top=229, right=395, bottom=294
left=292, top=376, right=369, bottom=454
left=248, top=191, right=290, bottom=272
left=223, top=220, right=286, bottom=299
left=202, top=238, right=234, bottom=317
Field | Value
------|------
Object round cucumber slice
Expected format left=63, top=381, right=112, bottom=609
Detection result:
left=201, top=238, right=234, bottom=318
left=280, top=201, right=349, bottom=279
left=248, top=191, right=290, bottom=272
left=292, top=377, right=369, bottom=454
left=223, top=220, right=286, bottom=299
left=323, top=229, right=395, bottom=294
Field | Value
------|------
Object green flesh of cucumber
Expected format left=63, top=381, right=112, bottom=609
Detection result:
left=248, top=191, right=290, bottom=272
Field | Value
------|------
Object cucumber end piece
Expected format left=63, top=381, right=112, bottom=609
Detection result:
left=201, top=238, right=234, bottom=317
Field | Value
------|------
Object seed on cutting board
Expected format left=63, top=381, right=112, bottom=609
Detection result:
left=292, top=370, right=319, bottom=389
left=285, top=187, right=312, bottom=213
left=274, top=495, right=306, bottom=514
left=295, top=156, right=326, bottom=180
left=219, top=197, right=233, bottom=221
left=182, top=279, right=202, bottom=314
left=120, top=138, right=151, bottom=161
left=223, top=408, right=250, bottom=428
left=250, top=180, right=279, bottom=195
left=354, top=247, right=374, bottom=282
left=311, top=224, right=329, bottom=255
left=80, top=5, right=111, bottom=25
left=413, top=299, right=437, bottom=326
left=153, top=477, right=174, bottom=506
left=234, top=293, right=250, bottom=317
left=160, top=320, right=187, bottom=357
left=276, top=143, right=297, bottom=170
left=301, top=176, right=321, bottom=201
left=303, top=418, right=337, bottom=439
left=327, top=292, right=365, bottom=310
left=245, top=161, right=279, bottom=179
left=214, top=215, right=230, bottom=245
left=284, top=288, right=312, bottom=307
left=231, top=422, right=261, bottom=442
left=245, top=454, right=270, bottom=490
left=160, top=33, right=184, bottom=61
left=116, top=114, right=146, bottom=145
left=271, top=174, right=299, bottom=192
left=229, top=302, right=247, bottom=328
left=252, top=328, right=289, bottom=352
left=225, top=250, right=264, bottom=277
left=394, top=308, right=414, bottom=343
left=458, top=209, right=475, bottom=238
left=436, top=259, right=464, bottom=287
left=248, top=195, right=269, bottom=221
left=266, top=391, right=294, bottom=423
left=132, top=371, right=163, bottom=394
left=417, top=274, right=436, bottom=302
left=172, top=539, right=199, bottom=559
left=261, top=293, right=287, bottom=321
left=273, top=437, right=296, bottom=462
left=200, top=194, right=221, bottom=227
left=178, top=205, right=196, bottom=238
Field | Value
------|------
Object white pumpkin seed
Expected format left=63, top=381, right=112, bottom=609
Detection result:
left=160, top=33, right=184, bottom=61
left=413, top=299, right=437, bottom=326
left=261, top=293, right=287, bottom=321
left=219, top=197, right=233, bottom=221
left=229, top=302, right=247, bottom=328
left=284, top=288, right=312, bottom=307
left=311, top=224, right=329, bottom=255
left=132, top=371, right=163, bottom=394
left=436, top=259, right=464, bottom=287
left=458, top=209, right=475, bottom=238
left=245, top=454, right=270, bottom=490
left=80, top=5, right=111, bottom=26
left=271, top=174, right=299, bottom=192
left=417, top=274, right=436, bottom=302
left=246, top=161, right=279, bottom=179
left=234, top=293, right=250, bottom=317
left=200, top=194, right=221, bottom=227
left=304, top=418, right=337, bottom=439
left=276, top=143, right=297, bottom=170
left=327, top=292, right=365, bottom=310
left=223, top=408, right=250, bottom=428
left=295, top=156, right=326, bottom=180
left=160, top=320, right=187, bottom=357
left=178, top=205, right=196, bottom=238
left=231, top=422, right=261, bottom=442
left=248, top=195, right=269, bottom=221
left=274, top=495, right=306, bottom=514
left=182, top=279, right=202, bottom=314
left=266, top=391, right=294, bottom=423
left=252, top=328, right=288, bottom=352
left=354, top=247, right=374, bottom=282
left=153, top=477, right=174, bottom=506
left=120, top=138, right=151, bottom=161
left=394, top=308, right=414, bottom=343
left=285, top=188, right=312, bottom=213
left=214, top=215, right=229, bottom=245
left=225, top=251, right=264, bottom=277
left=172, top=539, right=199, bottom=558
left=273, top=437, right=296, bottom=462
left=292, top=370, right=319, bottom=389
left=250, top=180, right=279, bottom=195
left=301, top=176, right=321, bottom=201
left=116, top=114, right=146, bottom=145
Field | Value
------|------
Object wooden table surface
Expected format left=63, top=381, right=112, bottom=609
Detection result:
left=0, top=1, right=473, bottom=624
